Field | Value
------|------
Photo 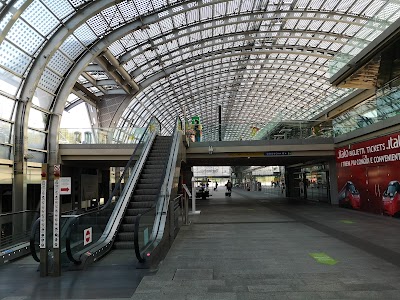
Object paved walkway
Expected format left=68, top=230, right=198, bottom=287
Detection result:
left=3, top=188, right=400, bottom=299
left=131, top=188, right=400, bottom=300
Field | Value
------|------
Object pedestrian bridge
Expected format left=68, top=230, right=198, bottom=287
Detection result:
left=59, top=137, right=335, bottom=167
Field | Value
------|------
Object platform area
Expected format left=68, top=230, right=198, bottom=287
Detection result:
left=3, top=188, right=400, bottom=299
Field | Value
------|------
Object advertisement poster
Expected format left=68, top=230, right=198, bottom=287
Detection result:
left=336, top=132, right=400, bottom=216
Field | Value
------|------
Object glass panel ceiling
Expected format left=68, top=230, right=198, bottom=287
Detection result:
left=0, top=0, right=399, bottom=142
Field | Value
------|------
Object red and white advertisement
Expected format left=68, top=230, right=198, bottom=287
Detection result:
left=336, top=132, right=400, bottom=216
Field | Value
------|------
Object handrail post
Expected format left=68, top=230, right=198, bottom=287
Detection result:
left=184, top=193, right=189, bottom=225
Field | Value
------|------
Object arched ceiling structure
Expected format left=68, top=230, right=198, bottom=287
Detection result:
left=0, top=0, right=400, bottom=162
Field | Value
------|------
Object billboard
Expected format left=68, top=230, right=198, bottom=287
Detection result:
left=336, top=132, right=400, bottom=215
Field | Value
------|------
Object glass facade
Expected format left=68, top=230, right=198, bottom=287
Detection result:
left=333, top=84, right=400, bottom=136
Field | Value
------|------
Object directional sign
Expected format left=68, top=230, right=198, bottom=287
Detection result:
left=83, top=227, right=92, bottom=246
left=59, top=177, right=71, bottom=195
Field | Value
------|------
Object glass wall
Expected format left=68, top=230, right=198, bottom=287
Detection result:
left=333, top=84, right=400, bottom=136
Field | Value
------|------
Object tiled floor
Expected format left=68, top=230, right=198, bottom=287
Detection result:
left=3, top=188, right=400, bottom=300
left=133, top=188, right=400, bottom=300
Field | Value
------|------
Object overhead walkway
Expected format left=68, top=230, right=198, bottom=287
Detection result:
left=60, top=137, right=335, bottom=167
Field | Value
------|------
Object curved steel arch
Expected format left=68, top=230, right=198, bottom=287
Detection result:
left=136, top=58, right=329, bottom=90
left=125, top=84, right=332, bottom=124
left=118, top=8, right=372, bottom=60
left=42, top=0, right=380, bottom=161
left=13, top=0, right=122, bottom=172
left=121, top=24, right=357, bottom=69
left=129, top=38, right=336, bottom=78
left=140, top=48, right=333, bottom=88
left=145, top=77, right=331, bottom=108
left=148, top=66, right=333, bottom=91
left=120, top=24, right=362, bottom=64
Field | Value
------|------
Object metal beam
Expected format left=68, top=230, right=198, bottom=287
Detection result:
left=73, top=82, right=100, bottom=104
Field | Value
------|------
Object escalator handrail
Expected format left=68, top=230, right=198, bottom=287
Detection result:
left=65, top=117, right=161, bottom=263
left=29, top=218, right=40, bottom=262
left=65, top=222, right=80, bottom=264
left=134, top=206, right=156, bottom=263
left=134, top=116, right=183, bottom=261
left=62, top=117, right=161, bottom=221
left=0, top=209, right=38, bottom=217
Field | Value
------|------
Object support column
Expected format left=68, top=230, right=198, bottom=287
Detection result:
left=47, top=113, right=62, bottom=277
left=13, top=100, right=31, bottom=213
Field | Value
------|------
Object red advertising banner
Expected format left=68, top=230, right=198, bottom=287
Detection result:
left=336, top=132, right=400, bottom=216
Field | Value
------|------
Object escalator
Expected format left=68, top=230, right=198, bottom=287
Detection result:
left=30, top=116, right=184, bottom=268
left=114, top=136, right=172, bottom=249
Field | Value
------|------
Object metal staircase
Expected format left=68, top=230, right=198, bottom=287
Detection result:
left=114, top=136, right=172, bottom=249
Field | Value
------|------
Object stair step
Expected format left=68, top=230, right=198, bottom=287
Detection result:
left=134, top=188, right=159, bottom=195
left=143, top=164, right=166, bottom=169
left=146, top=160, right=167, bottom=165
left=120, top=224, right=135, bottom=232
left=116, top=232, right=135, bottom=241
left=139, top=178, right=162, bottom=184
left=141, top=172, right=164, bottom=178
left=135, top=183, right=160, bottom=190
left=141, top=173, right=163, bottom=179
left=129, top=201, right=154, bottom=208
left=125, top=208, right=152, bottom=216
left=124, top=216, right=138, bottom=224
left=113, top=241, right=135, bottom=249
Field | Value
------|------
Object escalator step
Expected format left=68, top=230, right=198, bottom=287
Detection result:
left=123, top=216, right=138, bottom=224
left=139, top=178, right=161, bottom=184
left=131, top=195, right=155, bottom=202
left=134, top=188, right=159, bottom=195
left=135, top=183, right=160, bottom=190
left=129, top=201, right=154, bottom=208
left=113, top=241, right=135, bottom=249
left=143, top=164, right=166, bottom=169
left=125, top=208, right=151, bottom=215
left=141, top=173, right=163, bottom=179
left=120, top=224, right=135, bottom=232
left=116, top=232, right=135, bottom=241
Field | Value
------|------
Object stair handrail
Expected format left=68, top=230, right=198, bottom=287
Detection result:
left=64, top=116, right=161, bottom=264
left=134, top=116, right=183, bottom=262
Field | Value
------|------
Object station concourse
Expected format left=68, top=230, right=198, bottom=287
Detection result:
left=1, top=0, right=400, bottom=299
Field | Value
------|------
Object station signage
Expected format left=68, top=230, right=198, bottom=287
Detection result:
left=264, top=151, right=291, bottom=156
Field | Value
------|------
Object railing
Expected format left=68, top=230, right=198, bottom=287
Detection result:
left=1, top=210, right=38, bottom=251
left=134, top=116, right=183, bottom=262
left=333, top=84, right=400, bottom=137
left=58, top=126, right=146, bottom=144
left=190, top=120, right=334, bottom=142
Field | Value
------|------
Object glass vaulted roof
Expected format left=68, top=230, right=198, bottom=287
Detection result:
left=0, top=0, right=400, bottom=152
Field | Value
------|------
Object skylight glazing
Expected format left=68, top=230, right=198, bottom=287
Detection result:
left=0, top=0, right=398, bottom=160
